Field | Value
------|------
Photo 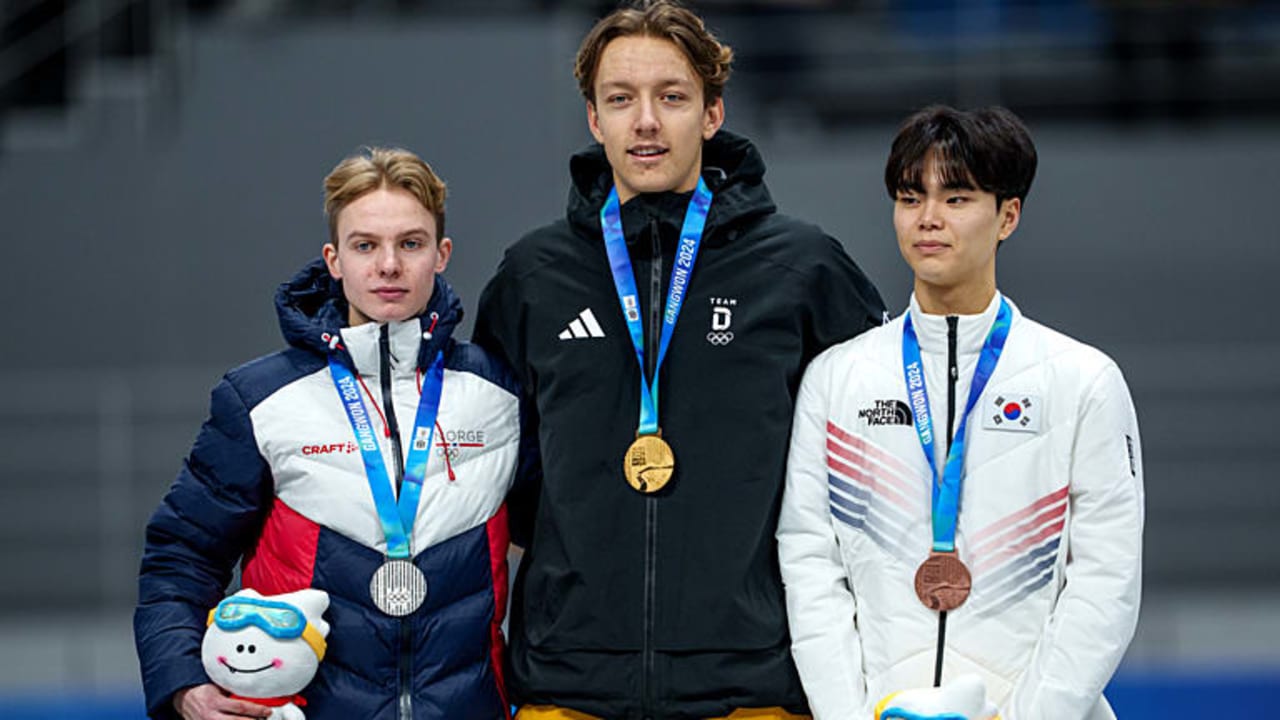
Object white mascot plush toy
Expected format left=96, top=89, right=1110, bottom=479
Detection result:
left=202, top=588, right=330, bottom=720
left=875, top=674, right=1000, bottom=720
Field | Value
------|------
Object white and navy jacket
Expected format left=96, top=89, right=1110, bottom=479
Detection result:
left=778, top=293, right=1144, bottom=720
left=135, top=259, right=524, bottom=720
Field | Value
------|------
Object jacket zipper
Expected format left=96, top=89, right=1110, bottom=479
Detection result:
left=642, top=217, right=662, bottom=717
left=379, top=325, right=414, bottom=720
left=933, top=315, right=960, bottom=687
left=946, top=316, right=958, bottom=451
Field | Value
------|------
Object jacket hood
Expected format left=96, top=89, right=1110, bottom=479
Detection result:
left=274, top=257, right=464, bottom=369
left=566, top=129, right=776, bottom=243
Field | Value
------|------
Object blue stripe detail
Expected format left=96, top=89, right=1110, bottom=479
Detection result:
left=830, top=489, right=867, bottom=516
left=827, top=472, right=914, bottom=530
left=982, top=550, right=1059, bottom=608
left=829, top=497, right=912, bottom=563
left=830, top=502, right=865, bottom=529
left=828, top=474, right=918, bottom=563
left=978, top=566, right=1057, bottom=619
left=828, top=473, right=869, bottom=502
left=978, top=537, right=1061, bottom=591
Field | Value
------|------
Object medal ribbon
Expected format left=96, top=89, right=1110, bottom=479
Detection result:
left=329, top=349, right=445, bottom=559
left=600, top=177, right=713, bottom=435
left=902, top=297, right=1012, bottom=553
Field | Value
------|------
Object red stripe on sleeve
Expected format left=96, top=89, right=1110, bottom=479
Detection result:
left=242, top=498, right=320, bottom=594
left=972, top=518, right=1066, bottom=575
left=827, top=421, right=917, bottom=479
left=970, top=485, right=1070, bottom=546
left=827, top=447, right=916, bottom=516
left=826, top=438, right=917, bottom=503
left=485, top=503, right=512, bottom=718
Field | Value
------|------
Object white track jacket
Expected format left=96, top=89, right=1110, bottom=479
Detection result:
left=778, top=293, right=1144, bottom=720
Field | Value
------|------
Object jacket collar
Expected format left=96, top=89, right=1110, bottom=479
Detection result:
left=274, top=257, right=463, bottom=372
left=907, top=291, right=1012, bottom=356
left=338, top=318, right=426, bottom=378
left=565, top=129, right=776, bottom=246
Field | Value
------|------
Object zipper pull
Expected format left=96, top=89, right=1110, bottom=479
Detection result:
left=422, top=312, right=440, bottom=341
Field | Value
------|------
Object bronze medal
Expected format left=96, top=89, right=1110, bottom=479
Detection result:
left=914, top=550, right=971, bottom=612
left=624, top=431, right=675, bottom=494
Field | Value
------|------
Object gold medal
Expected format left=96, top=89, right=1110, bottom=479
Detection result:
left=624, top=431, right=675, bottom=494
left=913, top=550, right=971, bottom=612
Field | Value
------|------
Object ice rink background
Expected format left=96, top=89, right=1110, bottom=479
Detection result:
left=1, top=1, right=1278, bottom=717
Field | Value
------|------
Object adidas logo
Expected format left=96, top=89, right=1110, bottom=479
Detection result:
left=558, top=308, right=605, bottom=340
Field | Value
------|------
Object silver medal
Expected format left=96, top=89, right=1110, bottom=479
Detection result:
left=370, top=559, right=427, bottom=616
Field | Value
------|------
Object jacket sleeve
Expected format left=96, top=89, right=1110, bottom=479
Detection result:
left=778, top=351, right=872, bottom=720
left=133, top=376, right=273, bottom=720
left=509, top=390, right=543, bottom=549
left=802, top=235, right=886, bottom=364
left=473, top=252, right=541, bottom=549
left=1003, top=362, right=1145, bottom=720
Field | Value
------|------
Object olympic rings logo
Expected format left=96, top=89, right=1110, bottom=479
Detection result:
left=706, top=331, right=735, bottom=346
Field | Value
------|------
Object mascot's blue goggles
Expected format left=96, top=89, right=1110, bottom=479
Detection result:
left=207, top=596, right=326, bottom=660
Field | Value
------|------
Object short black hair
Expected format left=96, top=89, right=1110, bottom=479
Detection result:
left=884, top=105, right=1037, bottom=207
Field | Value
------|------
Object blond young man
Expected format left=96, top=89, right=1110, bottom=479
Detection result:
left=474, top=2, right=885, bottom=718
left=135, top=148, right=523, bottom=720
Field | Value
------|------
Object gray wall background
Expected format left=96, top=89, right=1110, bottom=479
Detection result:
left=1, top=10, right=1277, bottom=694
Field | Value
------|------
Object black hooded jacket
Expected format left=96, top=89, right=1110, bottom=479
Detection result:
left=474, top=131, right=885, bottom=718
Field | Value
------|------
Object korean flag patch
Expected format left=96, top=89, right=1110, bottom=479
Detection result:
left=983, top=393, right=1042, bottom=433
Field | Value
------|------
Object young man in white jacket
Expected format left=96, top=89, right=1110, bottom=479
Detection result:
left=777, top=105, right=1144, bottom=720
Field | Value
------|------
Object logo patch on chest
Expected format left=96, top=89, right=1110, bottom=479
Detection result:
left=436, top=427, right=487, bottom=462
left=300, top=441, right=358, bottom=456
left=706, top=297, right=736, bottom=346
left=983, top=393, right=1042, bottom=433
left=558, top=308, right=606, bottom=340
left=857, top=399, right=913, bottom=426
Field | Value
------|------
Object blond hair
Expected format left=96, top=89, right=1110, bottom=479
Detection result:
left=574, top=0, right=733, bottom=105
left=323, top=146, right=447, bottom=243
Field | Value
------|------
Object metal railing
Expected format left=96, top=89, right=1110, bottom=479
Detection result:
left=0, top=0, right=185, bottom=148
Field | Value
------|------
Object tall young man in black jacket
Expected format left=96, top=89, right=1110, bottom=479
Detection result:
left=474, top=2, right=885, bottom=718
